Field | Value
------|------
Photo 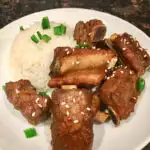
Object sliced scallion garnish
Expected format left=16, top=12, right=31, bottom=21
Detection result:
left=31, top=34, right=39, bottom=43
left=137, top=78, right=145, bottom=91
left=75, top=44, right=89, bottom=48
left=54, top=24, right=67, bottom=35
left=20, top=26, right=24, bottom=31
left=41, top=16, right=50, bottom=29
left=42, top=34, right=51, bottom=43
left=37, top=31, right=42, bottom=40
left=2, top=85, right=6, bottom=92
left=54, top=26, right=62, bottom=35
left=60, top=24, right=66, bottom=34
left=24, top=128, right=37, bottom=138
left=39, top=91, right=48, bottom=96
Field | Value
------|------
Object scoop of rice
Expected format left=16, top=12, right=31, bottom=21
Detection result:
left=10, top=22, right=76, bottom=91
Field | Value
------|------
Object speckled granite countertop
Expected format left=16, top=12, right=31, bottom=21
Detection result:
left=0, top=0, right=150, bottom=150
left=0, top=0, right=150, bottom=37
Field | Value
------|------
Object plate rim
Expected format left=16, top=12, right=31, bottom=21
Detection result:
left=0, top=8, right=150, bottom=150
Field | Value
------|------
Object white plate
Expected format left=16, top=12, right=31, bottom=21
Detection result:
left=0, top=8, right=150, bottom=150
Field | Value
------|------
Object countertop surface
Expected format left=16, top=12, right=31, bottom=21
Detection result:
left=0, top=0, right=150, bottom=150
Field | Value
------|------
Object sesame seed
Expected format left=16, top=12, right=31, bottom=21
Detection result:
left=15, top=89, right=20, bottom=94
left=132, top=97, right=136, bottom=100
left=120, top=71, right=124, bottom=74
left=79, top=91, right=82, bottom=95
left=144, top=54, right=147, bottom=58
left=73, top=120, right=79, bottom=124
left=35, top=98, right=40, bottom=103
left=37, top=104, right=42, bottom=108
left=121, top=38, right=123, bottom=42
left=136, top=42, right=139, bottom=47
left=111, top=74, right=115, bottom=78
left=105, top=69, right=107, bottom=73
left=124, top=66, right=127, bottom=69
left=86, top=107, right=91, bottom=111
left=66, top=111, right=70, bottom=116
left=122, top=48, right=126, bottom=51
left=32, top=112, right=35, bottom=117
left=92, top=87, right=96, bottom=92
left=88, top=33, right=91, bottom=36
left=72, top=48, right=75, bottom=52
left=139, top=47, right=143, bottom=51
left=76, top=61, right=80, bottom=65
left=61, top=102, right=66, bottom=105
left=97, top=48, right=101, bottom=50
left=44, top=99, right=47, bottom=103
left=92, top=46, right=96, bottom=49
left=107, top=60, right=110, bottom=64
left=65, top=48, right=69, bottom=51
left=124, top=39, right=126, bottom=44
left=126, top=42, right=130, bottom=44
left=73, top=98, right=76, bottom=103
left=108, top=66, right=112, bottom=70
left=107, top=77, right=110, bottom=80
left=66, top=51, right=70, bottom=55
left=81, top=112, right=85, bottom=115
left=65, top=104, right=70, bottom=108
left=72, top=61, right=75, bottom=65
left=84, top=42, right=86, bottom=45
left=129, top=71, right=133, bottom=75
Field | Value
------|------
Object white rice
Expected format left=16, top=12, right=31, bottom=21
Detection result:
left=10, top=22, right=76, bottom=91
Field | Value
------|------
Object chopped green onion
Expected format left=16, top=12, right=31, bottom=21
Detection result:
left=20, top=26, right=24, bottom=31
left=37, top=31, right=42, bottom=40
left=54, top=26, right=62, bottom=35
left=54, top=24, right=67, bottom=35
left=137, top=78, right=145, bottom=91
left=42, top=34, right=51, bottom=43
left=2, top=85, right=6, bottom=91
left=75, top=44, right=89, bottom=48
left=60, top=24, right=66, bottom=34
left=39, top=91, right=48, bottom=96
left=24, top=128, right=37, bottom=138
left=41, top=16, right=50, bottom=29
left=31, top=34, right=39, bottom=43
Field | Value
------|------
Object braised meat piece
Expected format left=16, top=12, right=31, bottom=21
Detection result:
left=49, top=47, right=117, bottom=87
left=110, top=33, right=150, bottom=75
left=50, top=47, right=117, bottom=77
left=49, top=67, right=106, bottom=87
left=99, top=67, right=138, bottom=125
left=51, top=88, right=99, bottom=150
left=74, top=19, right=106, bottom=45
left=5, top=79, right=51, bottom=125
